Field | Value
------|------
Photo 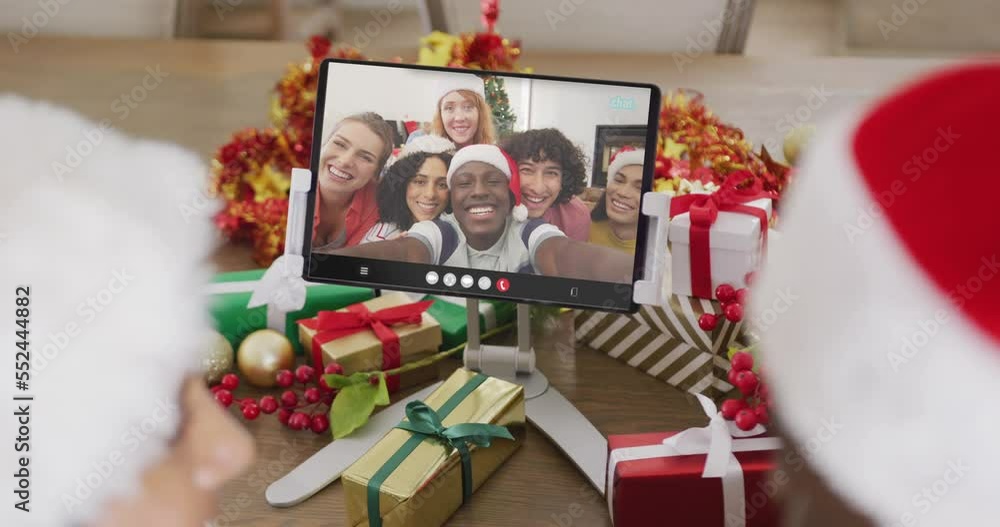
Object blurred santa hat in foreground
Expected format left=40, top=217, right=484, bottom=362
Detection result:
left=0, top=95, right=217, bottom=525
left=753, top=63, right=1000, bottom=526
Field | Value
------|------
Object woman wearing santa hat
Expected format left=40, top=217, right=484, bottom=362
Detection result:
left=313, top=112, right=396, bottom=252
left=588, top=147, right=645, bottom=254
left=332, top=144, right=633, bottom=282
left=429, top=74, right=496, bottom=149
left=361, top=135, right=456, bottom=243
left=752, top=63, right=1000, bottom=526
left=0, top=96, right=255, bottom=526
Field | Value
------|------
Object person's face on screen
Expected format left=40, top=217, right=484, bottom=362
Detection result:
left=605, top=164, right=643, bottom=228
left=518, top=157, right=562, bottom=219
left=439, top=91, right=479, bottom=146
left=450, top=161, right=510, bottom=248
left=318, top=121, right=385, bottom=194
left=405, top=156, right=449, bottom=222
left=95, top=378, right=255, bottom=526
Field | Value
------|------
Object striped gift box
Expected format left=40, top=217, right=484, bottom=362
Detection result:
left=574, top=296, right=745, bottom=401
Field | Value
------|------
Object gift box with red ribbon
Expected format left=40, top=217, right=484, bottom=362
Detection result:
left=669, top=172, right=774, bottom=299
left=298, top=292, right=443, bottom=393
left=607, top=395, right=782, bottom=527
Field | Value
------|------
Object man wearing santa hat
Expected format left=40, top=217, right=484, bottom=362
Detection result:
left=332, top=144, right=634, bottom=283
left=752, top=63, right=1000, bottom=526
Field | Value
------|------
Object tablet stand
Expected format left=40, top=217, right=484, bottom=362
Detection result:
left=266, top=169, right=671, bottom=507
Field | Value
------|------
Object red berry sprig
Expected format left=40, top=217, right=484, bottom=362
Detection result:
left=213, top=362, right=345, bottom=434
left=720, top=350, right=771, bottom=431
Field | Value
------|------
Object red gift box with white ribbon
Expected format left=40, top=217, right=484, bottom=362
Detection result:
left=606, top=395, right=782, bottom=527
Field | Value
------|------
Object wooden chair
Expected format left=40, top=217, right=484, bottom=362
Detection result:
left=418, top=0, right=757, bottom=54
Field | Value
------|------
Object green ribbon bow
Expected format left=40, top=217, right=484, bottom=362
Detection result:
left=365, top=373, right=514, bottom=527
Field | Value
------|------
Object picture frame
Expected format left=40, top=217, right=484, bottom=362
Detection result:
left=591, top=124, right=649, bottom=187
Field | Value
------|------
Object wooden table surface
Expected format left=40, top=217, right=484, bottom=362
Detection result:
left=0, top=37, right=950, bottom=526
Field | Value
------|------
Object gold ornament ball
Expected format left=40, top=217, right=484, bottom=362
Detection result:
left=202, top=330, right=234, bottom=384
left=783, top=125, right=816, bottom=166
left=237, top=329, right=295, bottom=388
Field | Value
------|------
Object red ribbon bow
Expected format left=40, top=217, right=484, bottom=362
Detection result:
left=301, top=300, right=434, bottom=392
left=669, top=172, right=775, bottom=298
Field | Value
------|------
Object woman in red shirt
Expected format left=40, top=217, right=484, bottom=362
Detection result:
left=313, top=112, right=395, bottom=252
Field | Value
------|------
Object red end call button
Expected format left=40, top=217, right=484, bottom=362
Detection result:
left=496, top=278, right=510, bottom=292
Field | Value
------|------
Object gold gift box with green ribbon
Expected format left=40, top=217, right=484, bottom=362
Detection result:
left=342, top=368, right=525, bottom=527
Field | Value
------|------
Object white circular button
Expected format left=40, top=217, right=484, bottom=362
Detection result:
left=477, top=276, right=491, bottom=290
left=443, top=273, right=457, bottom=287
left=425, top=271, right=439, bottom=285
left=460, top=274, right=474, bottom=288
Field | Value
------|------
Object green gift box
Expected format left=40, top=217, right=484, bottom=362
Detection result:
left=423, top=295, right=516, bottom=350
left=209, top=269, right=373, bottom=353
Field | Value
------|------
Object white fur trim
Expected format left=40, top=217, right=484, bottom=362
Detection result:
left=753, top=108, right=1000, bottom=526
left=446, top=144, right=511, bottom=186
left=400, top=134, right=456, bottom=158
left=512, top=204, right=528, bottom=222
left=0, top=96, right=216, bottom=526
left=433, top=74, right=485, bottom=104
left=607, top=148, right=645, bottom=181
left=385, top=134, right=456, bottom=169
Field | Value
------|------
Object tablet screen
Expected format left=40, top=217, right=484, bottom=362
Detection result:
left=304, top=59, right=659, bottom=312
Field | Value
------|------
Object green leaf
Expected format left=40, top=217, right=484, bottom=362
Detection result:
left=324, top=371, right=369, bottom=390
left=374, top=372, right=389, bottom=406
left=328, top=373, right=391, bottom=439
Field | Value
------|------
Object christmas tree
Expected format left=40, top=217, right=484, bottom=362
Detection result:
left=485, top=76, right=516, bottom=137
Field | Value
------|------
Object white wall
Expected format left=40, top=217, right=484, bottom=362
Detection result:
left=526, top=79, right=652, bottom=183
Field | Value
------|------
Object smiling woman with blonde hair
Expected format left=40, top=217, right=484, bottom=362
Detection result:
left=314, top=112, right=396, bottom=251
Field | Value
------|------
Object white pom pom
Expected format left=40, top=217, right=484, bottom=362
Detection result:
left=512, top=204, right=528, bottom=222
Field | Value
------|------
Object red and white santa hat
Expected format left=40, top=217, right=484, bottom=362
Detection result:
left=0, top=95, right=217, bottom=526
left=446, top=144, right=528, bottom=221
left=607, top=146, right=645, bottom=180
left=752, top=63, right=1000, bottom=526
left=433, top=73, right=486, bottom=105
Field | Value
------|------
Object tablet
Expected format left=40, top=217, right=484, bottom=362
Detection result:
left=303, top=59, right=660, bottom=312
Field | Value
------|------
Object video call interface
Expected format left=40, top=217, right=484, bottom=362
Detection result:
left=308, top=61, right=655, bottom=302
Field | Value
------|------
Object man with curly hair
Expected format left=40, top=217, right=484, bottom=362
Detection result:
left=499, top=128, right=592, bottom=241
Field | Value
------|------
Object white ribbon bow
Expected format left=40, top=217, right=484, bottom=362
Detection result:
left=208, top=254, right=309, bottom=334
left=606, top=394, right=782, bottom=526
left=247, top=254, right=308, bottom=332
